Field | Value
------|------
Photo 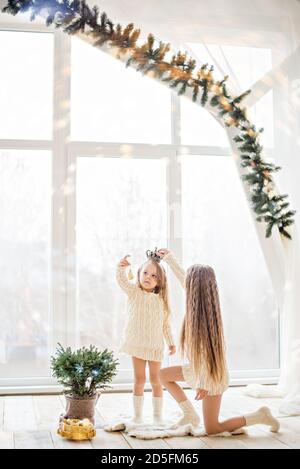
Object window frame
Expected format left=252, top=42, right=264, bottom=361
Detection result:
left=0, top=22, right=280, bottom=393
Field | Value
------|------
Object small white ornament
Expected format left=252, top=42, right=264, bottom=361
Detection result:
left=85, top=377, right=92, bottom=390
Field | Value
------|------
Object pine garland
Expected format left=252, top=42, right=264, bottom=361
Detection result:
left=2, top=0, right=296, bottom=239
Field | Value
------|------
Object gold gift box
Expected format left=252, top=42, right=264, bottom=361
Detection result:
left=58, top=418, right=96, bottom=441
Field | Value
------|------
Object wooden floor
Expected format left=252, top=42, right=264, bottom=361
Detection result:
left=0, top=386, right=299, bottom=449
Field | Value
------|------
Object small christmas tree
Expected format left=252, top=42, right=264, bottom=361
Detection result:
left=51, top=343, right=119, bottom=398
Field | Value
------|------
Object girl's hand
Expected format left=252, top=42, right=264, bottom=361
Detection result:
left=118, top=255, right=131, bottom=268
left=195, top=388, right=208, bottom=400
left=168, top=345, right=176, bottom=355
left=156, top=248, right=170, bottom=259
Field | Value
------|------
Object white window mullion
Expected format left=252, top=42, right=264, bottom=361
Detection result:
left=178, top=145, right=231, bottom=156
left=169, top=92, right=182, bottom=259
left=68, top=141, right=175, bottom=158
left=51, top=30, right=72, bottom=352
left=166, top=92, right=184, bottom=366
left=66, top=146, right=78, bottom=348
left=0, top=139, right=52, bottom=150
left=0, top=20, right=50, bottom=33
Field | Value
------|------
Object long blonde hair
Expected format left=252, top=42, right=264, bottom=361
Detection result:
left=180, top=264, right=227, bottom=386
left=137, top=260, right=171, bottom=318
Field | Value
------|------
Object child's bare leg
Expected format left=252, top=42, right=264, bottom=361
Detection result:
left=202, top=394, right=246, bottom=435
left=149, top=360, right=163, bottom=423
left=159, top=366, right=187, bottom=402
left=148, top=360, right=163, bottom=397
left=159, top=366, right=200, bottom=426
left=131, top=357, right=146, bottom=423
left=132, top=357, right=146, bottom=396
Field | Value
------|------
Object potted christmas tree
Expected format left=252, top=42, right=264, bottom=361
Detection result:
left=51, top=343, right=118, bottom=424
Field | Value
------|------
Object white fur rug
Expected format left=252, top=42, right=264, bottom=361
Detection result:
left=102, top=416, right=246, bottom=440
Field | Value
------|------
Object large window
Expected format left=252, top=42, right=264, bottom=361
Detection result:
left=0, top=150, right=52, bottom=378
left=76, top=157, right=168, bottom=374
left=0, top=29, right=54, bottom=389
left=181, top=155, right=278, bottom=370
left=71, top=37, right=172, bottom=143
left=0, top=23, right=279, bottom=390
left=180, top=43, right=274, bottom=148
left=0, top=31, right=53, bottom=140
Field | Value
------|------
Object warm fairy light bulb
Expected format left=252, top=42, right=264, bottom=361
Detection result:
left=225, top=116, right=237, bottom=126
left=247, top=129, right=257, bottom=138
left=210, top=83, right=222, bottom=94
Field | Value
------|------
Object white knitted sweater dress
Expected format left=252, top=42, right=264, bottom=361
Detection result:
left=163, top=252, right=229, bottom=396
left=116, top=265, right=175, bottom=362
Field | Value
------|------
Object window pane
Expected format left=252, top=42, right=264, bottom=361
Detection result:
left=0, top=31, right=53, bottom=140
left=0, top=150, right=52, bottom=378
left=181, top=44, right=273, bottom=148
left=180, top=98, right=228, bottom=146
left=71, top=37, right=172, bottom=143
left=181, top=155, right=279, bottom=370
left=76, top=157, right=167, bottom=378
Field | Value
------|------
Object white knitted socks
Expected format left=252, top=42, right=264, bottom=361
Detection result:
left=132, top=395, right=144, bottom=424
left=173, top=399, right=200, bottom=427
left=152, top=397, right=163, bottom=425
left=244, top=406, right=280, bottom=432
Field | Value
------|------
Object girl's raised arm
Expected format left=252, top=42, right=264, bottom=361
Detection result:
left=116, top=255, right=136, bottom=295
left=163, top=311, right=175, bottom=348
left=157, top=249, right=186, bottom=289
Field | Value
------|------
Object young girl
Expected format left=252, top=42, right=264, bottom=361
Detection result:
left=116, top=249, right=176, bottom=424
left=157, top=248, right=280, bottom=435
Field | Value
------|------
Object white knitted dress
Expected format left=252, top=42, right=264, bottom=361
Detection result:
left=116, top=265, right=175, bottom=362
left=163, top=252, right=229, bottom=396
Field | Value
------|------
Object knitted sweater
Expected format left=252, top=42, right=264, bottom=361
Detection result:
left=163, top=252, right=229, bottom=395
left=116, top=265, right=175, bottom=362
